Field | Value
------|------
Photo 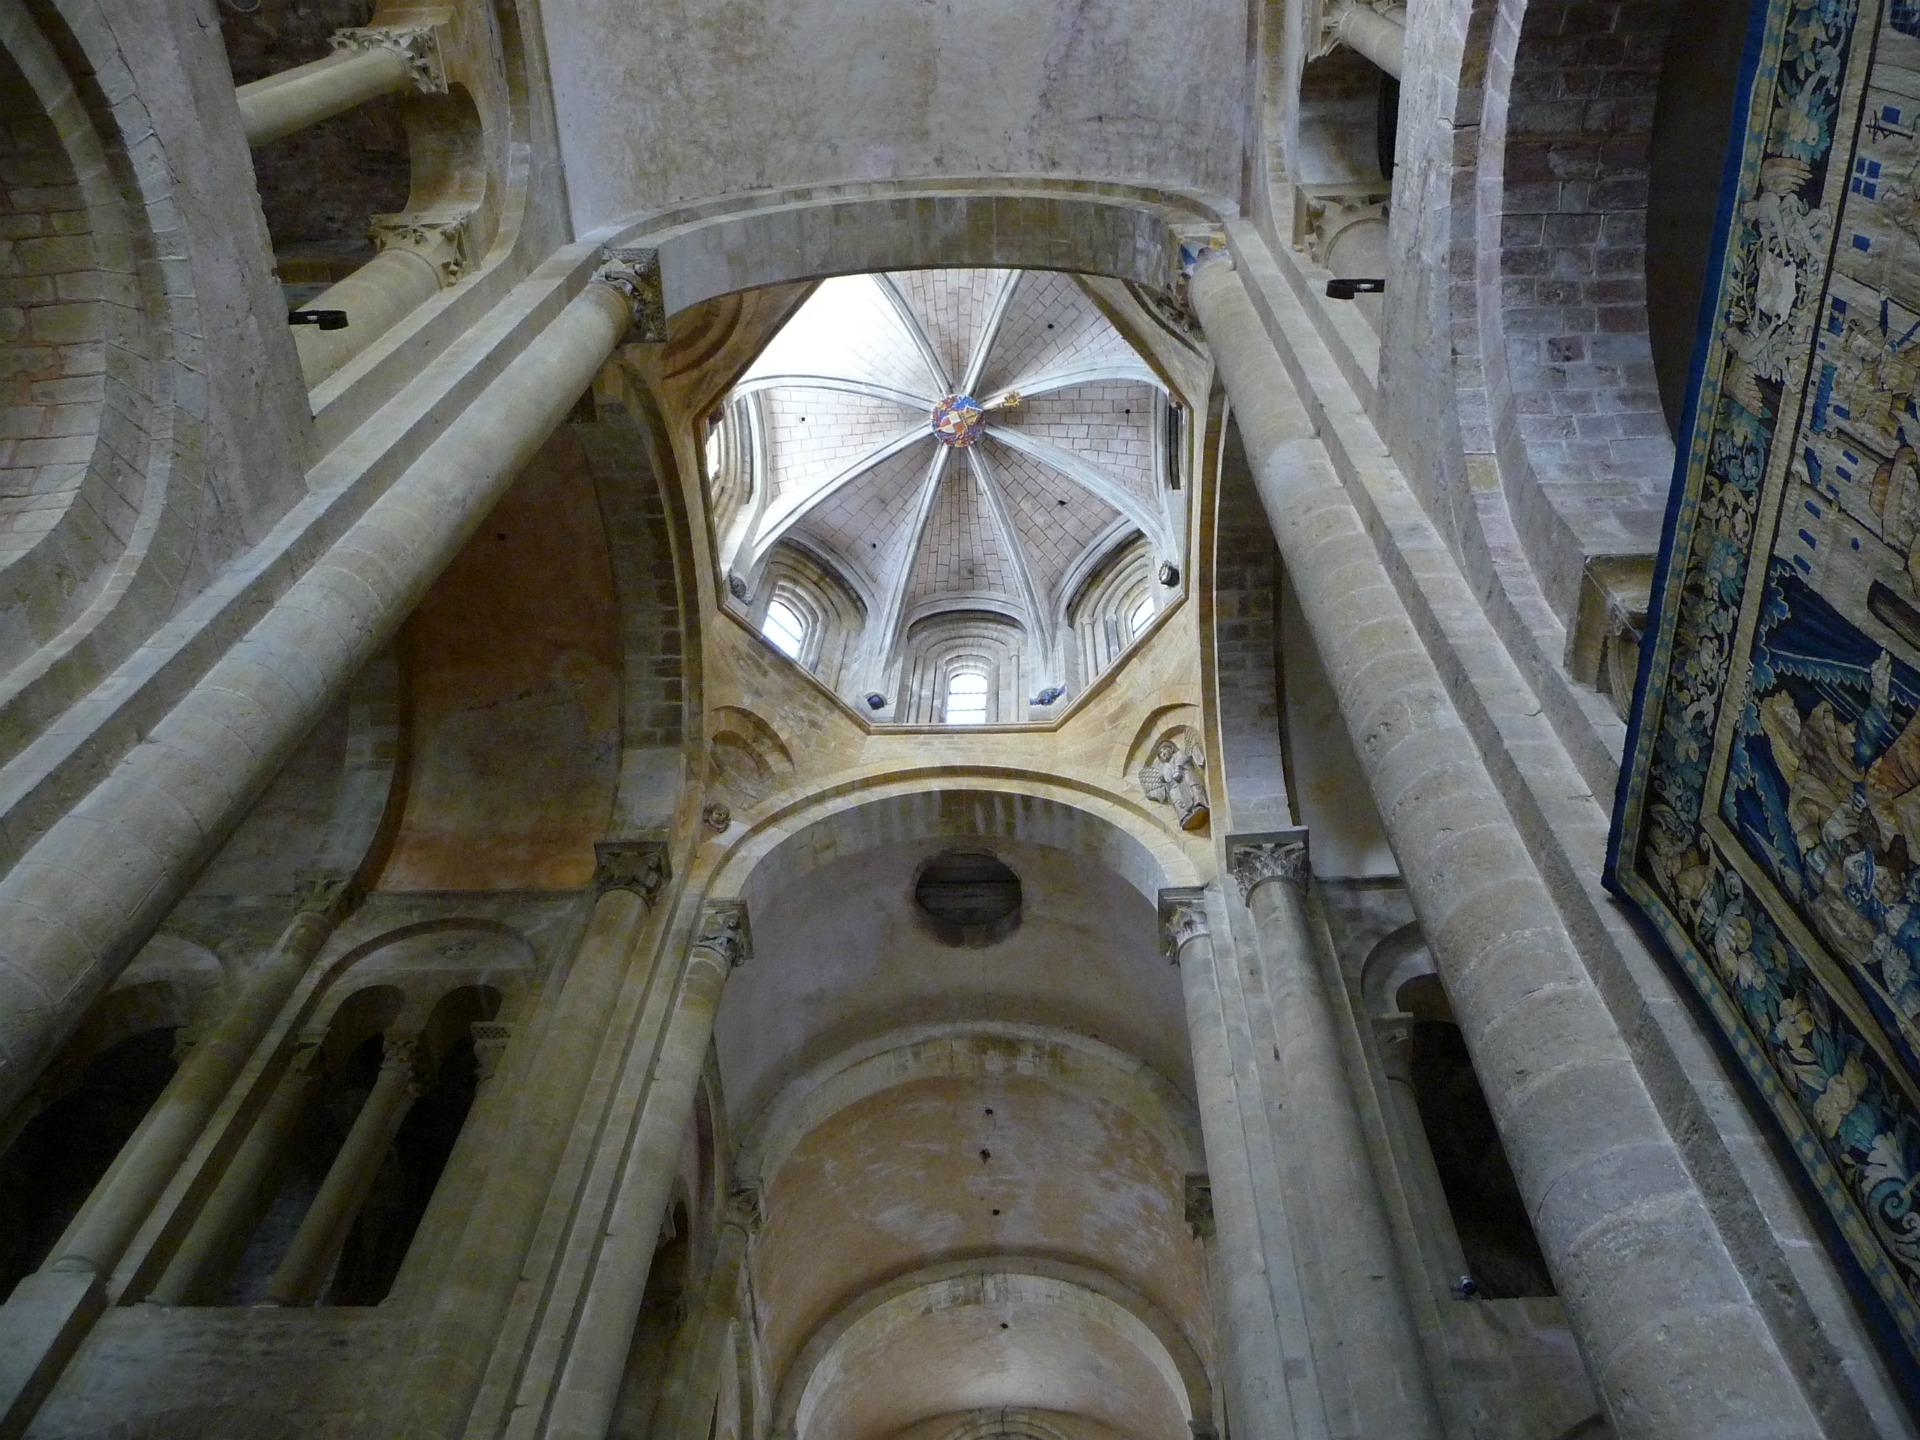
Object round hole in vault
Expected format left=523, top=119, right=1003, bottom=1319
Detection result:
left=913, top=849, right=1022, bottom=948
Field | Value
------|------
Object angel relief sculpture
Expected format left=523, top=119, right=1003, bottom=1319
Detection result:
left=1139, top=730, right=1211, bottom=832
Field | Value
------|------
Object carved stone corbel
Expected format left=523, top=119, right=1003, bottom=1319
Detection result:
left=593, top=838, right=672, bottom=910
left=329, top=25, right=448, bottom=93
left=369, top=209, right=475, bottom=288
left=593, top=247, right=668, bottom=344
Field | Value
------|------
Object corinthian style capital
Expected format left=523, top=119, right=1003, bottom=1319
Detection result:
left=1158, top=887, right=1209, bottom=960
left=593, top=837, right=672, bottom=909
left=328, top=25, right=447, bottom=92
left=1227, top=829, right=1312, bottom=901
left=370, top=209, right=475, bottom=287
left=694, top=901, right=752, bottom=969
left=592, top=247, right=668, bottom=343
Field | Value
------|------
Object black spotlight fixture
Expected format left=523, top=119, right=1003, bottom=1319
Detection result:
left=1031, top=685, right=1065, bottom=706
left=865, top=692, right=887, bottom=710
left=1158, top=561, right=1180, bottom=587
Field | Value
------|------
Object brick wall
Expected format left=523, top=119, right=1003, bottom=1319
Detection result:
left=1485, top=0, right=1678, bottom=623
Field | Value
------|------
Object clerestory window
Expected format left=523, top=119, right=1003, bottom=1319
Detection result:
left=762, top=597, right=808, bottom=659
left=945, top=669, right=990, bottom=724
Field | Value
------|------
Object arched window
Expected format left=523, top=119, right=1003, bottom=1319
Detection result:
left=1126, top=592, right=1154, bottom=638
left=944, top=669, right=990, bottom=725
left=761, top=597, right=808, bottom=659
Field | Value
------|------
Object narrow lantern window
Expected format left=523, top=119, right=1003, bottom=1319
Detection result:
left=1127, top=593, right=1153, bottom=638
left=762, top=598, right=807, bottom=659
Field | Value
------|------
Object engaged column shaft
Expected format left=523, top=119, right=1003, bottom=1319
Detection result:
left=1191, top=250, right=1817, bottom=1440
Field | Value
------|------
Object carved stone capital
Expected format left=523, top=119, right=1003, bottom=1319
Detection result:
left=1183, top=1173, right=1214, bottom=1240
left=471, top=1021, right=513, bottom=1084
left=695, top=901, right=751, bottom=969
left=370, top=209, right=474, bottom=287
left=593, top=247, right=667, bottom=343
left=381, top=1035, right=427, bottom=1097
left=1374, top=1011, right=1414, bottom=1086
left=329, top=25, right=447, bottom=93
left=291, top=874, right=355, bottom=918
left=1159, top=887, right=1209, bottom=960
left=725, top=1183, right=764, bottom=1234
left=594, top=838, right=672, bottom=909
left=1227, top=829, right=1312, bottom=901
left=702, top=801, right=733, bottom=834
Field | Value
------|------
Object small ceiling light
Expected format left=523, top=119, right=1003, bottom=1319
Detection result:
left=1158, top=562, right=1180, bottom=586
left=1031, top=686, right=1065, bottom=706
left=865, top=692, right=887, bottom=710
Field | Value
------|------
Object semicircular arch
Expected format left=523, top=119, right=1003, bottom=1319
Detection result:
left=705, top=774, right=1202, bottom=911
left=737, top=1020, right=1203, bottom=1194
left=776, top=1258, right=1209, bottom=1440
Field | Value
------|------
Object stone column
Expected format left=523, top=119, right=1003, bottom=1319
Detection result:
left=543, top=902, right=751, bottom=1440
left=148, top=1038, right=329, bottom=1306
left=296, top=210, right=476, bottom=388
left=1191, top=251, right=1817, bottom=1438
left=238, top=26, right=445, bottom=148
left=0, top=250, right=658, bottom=1125
left=392, top=840, right=669, bottom=1440
left=650, top=1186, right=759, bottom=1440
left=385, top=1019, right=516, bottom=1304
left=264, top=1033, right=424, bottom=1307
left=1227, top=835, right=1443, bottom=1440
left=1324, top=2, right=1405, bottom=77
left=1159, top=888, right=1328, bottom=1440
left=46, top=877, right=355, bottom=1284
left=1372, top=1011, right=1471, bottom=1288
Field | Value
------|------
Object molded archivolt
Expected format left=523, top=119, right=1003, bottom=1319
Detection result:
left=711, top=782, right=1200, bottom=911
left=0, top=0, right=311, bottom=774
left=0, top=7, right=165, bottom=685
left=779, top=1260, right=1206, bottom=1440
left=1474, top=0, right=1680, bottom=628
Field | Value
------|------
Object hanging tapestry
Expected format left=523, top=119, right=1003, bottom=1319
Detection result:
left=1609, top=0, right=1920, bottom=1389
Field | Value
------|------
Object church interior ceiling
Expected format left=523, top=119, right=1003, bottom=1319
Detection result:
left=713, top=268, right=1183, bottom=704
left=1612, top=0, right=1920, bottom=1387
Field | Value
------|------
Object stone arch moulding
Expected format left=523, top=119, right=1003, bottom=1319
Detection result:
left=700, top=775, right=1204, bottom=913
left=1473, top=0, right=1679, bottom=634
left=587, top=178, right=1226, bottom=328
left=305, top=917, right=536, bottom=1031
left=1358, top=919, right=1432, bottom=1019
left=773, top=1258, right=1211, bottom=1440
left=735, top=1020, right=1204, bottom=1196
left=708, top=703, right=798, bottom=812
